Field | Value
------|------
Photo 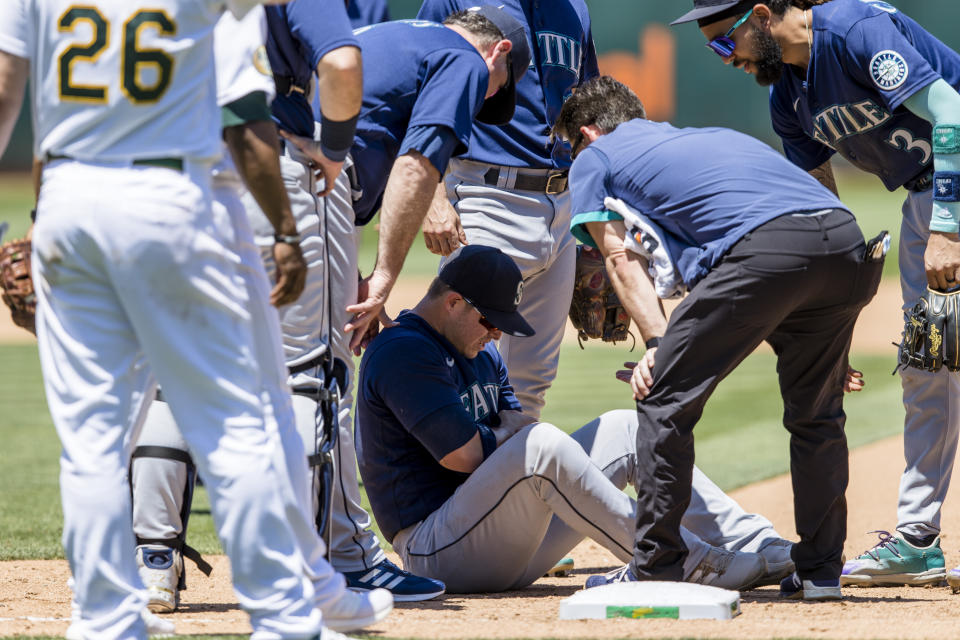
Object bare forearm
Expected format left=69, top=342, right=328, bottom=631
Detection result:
left=316, top=46, right=362, bottom=121
left=0, top=52, right=28, bottom=158
left=375, top=152, right=441, bottom=281
left=586, top=220, right=667, bottom=342
left=809, top=159, right=839, bottom=197
left=224, top=120, right=297, bottom=236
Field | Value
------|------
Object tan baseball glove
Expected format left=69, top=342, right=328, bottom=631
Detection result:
left=1, top=238, right=36, bottom=335
left=569, top=244, right=633, bottom=348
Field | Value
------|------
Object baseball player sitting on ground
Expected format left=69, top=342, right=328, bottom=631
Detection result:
left=127, top=5, right=394, bottom=629
left=354, top=244, right=798, bottom=594
left=672, top=0, right=960, bottom=590
left=556, top=76, right=883, bottom=601
left=0, top=0, right=390, bottom=638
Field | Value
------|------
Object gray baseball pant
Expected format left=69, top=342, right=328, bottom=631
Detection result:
left=444, top=158, right=576, bottom=420
left=391, top=409, right=781, bottom=593
left=896, top=188, right=960, bottom=539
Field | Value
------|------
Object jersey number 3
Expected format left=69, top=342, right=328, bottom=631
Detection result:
left=58, top=7, right=176, bottom=104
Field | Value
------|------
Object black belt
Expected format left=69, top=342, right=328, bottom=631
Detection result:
left=483, top=167, right=568, bottom=194
left=904, top=169, right=934, bottom=193
left=274, top=75, right=308, bottom=97
left=288, top=351, right=328, bottom=376
left=47, top=154, right=183, bottom=172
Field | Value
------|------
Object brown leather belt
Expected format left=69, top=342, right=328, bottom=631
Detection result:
left=483, top=167, right=568, bottom=194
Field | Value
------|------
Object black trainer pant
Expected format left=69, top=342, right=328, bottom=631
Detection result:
left=629, top=210, right=883, bottom=582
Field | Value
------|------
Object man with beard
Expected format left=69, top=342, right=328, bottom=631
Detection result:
left=671, top=0, right=960, bottom=590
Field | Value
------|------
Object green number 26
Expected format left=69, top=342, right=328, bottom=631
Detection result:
left=58, top=6, right=176, bottom=104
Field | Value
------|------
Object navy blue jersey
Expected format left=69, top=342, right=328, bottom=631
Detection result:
left=417, top=0, right=599, bottom=169
left=265, top=0, right=358, bottom=137
left=355, top=312, right=520, bottom=542
left=770, top=0, right=960, bottom=191
left=569, top=119, right=848, bottom=287
left=346, top=20, right=489, bottom=223
left=348, top=0, right=389, bottom=29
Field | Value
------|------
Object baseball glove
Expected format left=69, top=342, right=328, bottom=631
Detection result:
left=0, top=238, right=36, bottom=335
left=569, top=244, right=633, bottom=348
left=897, top=287, right=960, bottom=373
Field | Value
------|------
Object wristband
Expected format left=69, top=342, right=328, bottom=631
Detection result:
left=274, top=233, right=302, bottom=244
left=320, top=113, right=358, bottom=163
left=645, top=336, right=662, bottom=350
left=477, top=423, right=497, bottom=460
left=933, top=125, right=960, bottom=155
left=30, top=208, right=36, bottom=222
left=934, top=173, right=960, bottom=202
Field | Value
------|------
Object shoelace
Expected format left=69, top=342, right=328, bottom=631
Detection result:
left=605, top=565, right=632, bottom=583
left=860, top=530, right=902, bottom=561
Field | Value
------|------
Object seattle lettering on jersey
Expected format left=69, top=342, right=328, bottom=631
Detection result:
left=810, top=99, right=891, bottom=148
left=536, top=31, right=583, bottom=76
left=460, top=382, right=501, bottom=422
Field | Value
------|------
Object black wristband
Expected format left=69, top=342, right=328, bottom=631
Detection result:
left=320, top=113, right=358, bottom=162
left=30, top=208, right=37, bottom=222
left=477, top=424, right=498, bottom=461
left=644, top=336, right=662, bottom=350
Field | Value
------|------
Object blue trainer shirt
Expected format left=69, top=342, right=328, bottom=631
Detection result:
left=569, top=119, right=848, bottom=287
left=417, top=0, right=599, bottom=169
left=345, top=20, right=490, bottom=223
left=265, top=0, right=358, bottom=137
left=355, top=311, right=520, bottom=542
left=770, top=0, right=960, bottom=191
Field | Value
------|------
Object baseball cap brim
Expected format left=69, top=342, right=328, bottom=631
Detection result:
left=670, top=1, right=743, bottom=25
left=475, top=67, right=517, bottom=125
left=469, top=298, right=535, bottom=338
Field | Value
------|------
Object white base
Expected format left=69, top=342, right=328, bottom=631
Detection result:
left=558, top=581, right=740, bottom=621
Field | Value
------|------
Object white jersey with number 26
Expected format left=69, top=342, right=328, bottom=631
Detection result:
left=0, top=0, right=266, bottom=162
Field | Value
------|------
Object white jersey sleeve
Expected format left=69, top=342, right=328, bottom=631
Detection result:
left=0, top=0, right=32, bottom=59
left=214, top=6, right=275, bottom=109
left=16, top=0, right=229, bottom=162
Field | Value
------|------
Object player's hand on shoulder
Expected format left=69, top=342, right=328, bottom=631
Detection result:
left=278, top=130, right=344, bottom=197
left=270, top=240, right=307, bottom=307
left=924, top=231, right=960, bottom=291
left=346, top=270, right=394, bottom=352
left=422, top=193, right=468, bottom=256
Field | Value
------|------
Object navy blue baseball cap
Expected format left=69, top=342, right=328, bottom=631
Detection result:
left=671, top=0, right=754, bottom=26
left=471, top=4, right=531, bottom=125
left=439, top=245, right=534, bottom=337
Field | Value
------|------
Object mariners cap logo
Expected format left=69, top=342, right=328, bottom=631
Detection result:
left=514, top=280, right=523, bottom=306
left=870, top=50, right=908, bottom=91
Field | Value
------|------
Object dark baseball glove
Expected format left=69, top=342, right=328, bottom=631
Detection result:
left=897, top=287, right=960, bottom=373
left=569, top=244, right=633, bottom=349
left=0, top=238, right=36, bottom=335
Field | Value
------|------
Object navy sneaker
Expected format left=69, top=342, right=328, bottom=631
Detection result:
left=584, top=564, right=637, bottom=589
left=342, top=559, right=445, bottom=602
left=779, top=571, right=842, bottom=600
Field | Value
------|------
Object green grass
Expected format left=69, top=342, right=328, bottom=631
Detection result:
left=0, top=341, right=904, bottom=561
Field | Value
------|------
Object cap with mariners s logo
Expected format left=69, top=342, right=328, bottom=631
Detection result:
left=439, top=245, right=535, bottom=337
left=671, top=0, right=755, bottom=26
left=470, top=4, right=532, bottom=125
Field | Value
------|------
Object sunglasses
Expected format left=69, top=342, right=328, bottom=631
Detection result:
left=463, top=297, right=499, bottom=332
left=705, top=9, right=754, bottom=58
